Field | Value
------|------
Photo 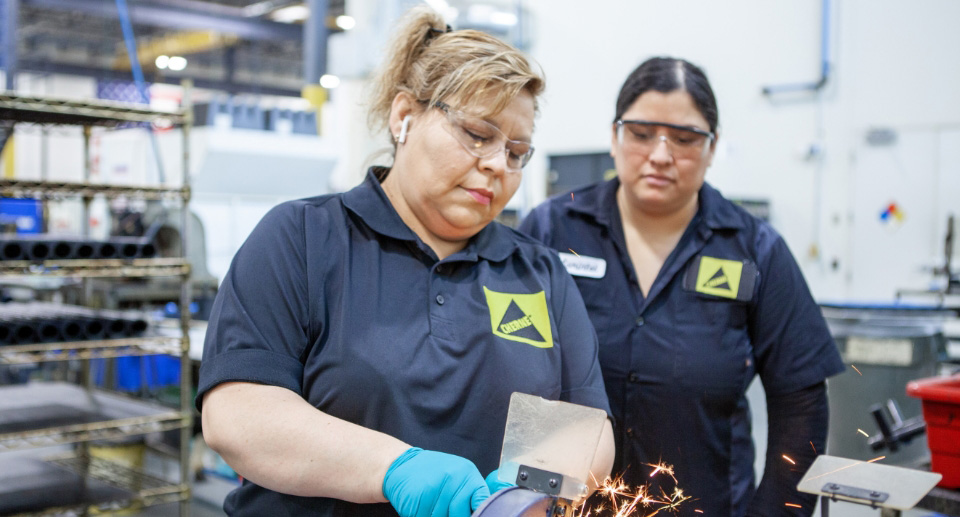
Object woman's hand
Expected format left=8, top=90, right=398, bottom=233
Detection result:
left=383, top=448, right=490, bottom=517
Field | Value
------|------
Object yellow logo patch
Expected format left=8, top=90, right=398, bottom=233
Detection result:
left=695, top=256, right=743, bottom=299
left=483, top=287, right=553, bottom=348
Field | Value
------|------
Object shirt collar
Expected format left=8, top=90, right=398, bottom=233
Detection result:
left=564, top=178, right=745, bottom=231
left=341, top=167, right=517, bottom=262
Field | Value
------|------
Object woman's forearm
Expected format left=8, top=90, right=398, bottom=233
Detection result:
left=201, top=382, right=410, bottom=503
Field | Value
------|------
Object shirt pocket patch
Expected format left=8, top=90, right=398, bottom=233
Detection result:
left=682, top=255, right=758, bottom=302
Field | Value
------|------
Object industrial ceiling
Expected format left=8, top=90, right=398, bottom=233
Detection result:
left=4, top=0, right=348, bottom=97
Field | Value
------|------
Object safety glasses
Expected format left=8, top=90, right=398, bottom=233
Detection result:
left=616, top=119, right=714, bottom=160
left=435, top=102, right=534, bottom=173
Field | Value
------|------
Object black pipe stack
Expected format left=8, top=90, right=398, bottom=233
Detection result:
left=0, top=302, right=151, bottom=345
left=0, top=236, right=160, bottom=262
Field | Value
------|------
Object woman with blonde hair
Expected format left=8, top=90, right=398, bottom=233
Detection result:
left=198, top=7, right=614, bottom=517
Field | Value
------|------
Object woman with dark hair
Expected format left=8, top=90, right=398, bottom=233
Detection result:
left=520, top=57, right=844, bottom=516
left=198, top=7, right=614, bottom=517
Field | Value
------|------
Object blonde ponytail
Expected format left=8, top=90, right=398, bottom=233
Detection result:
left=368, top=6, right=544, bottom=134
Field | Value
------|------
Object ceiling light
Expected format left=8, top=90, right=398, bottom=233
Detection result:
left=168, top=56, right=187, bottom=71
left=319, top=74, right=340, bottom=89
left=489, top=11, right=518, bottom=26
left=335, top=15, right=356, bottom=30
left=270, top=5, right=309, bottom=23
left=155, top=55, right=170, bottom=69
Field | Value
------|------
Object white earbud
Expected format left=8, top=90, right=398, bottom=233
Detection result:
left=398, top=115, right=411, bottom=144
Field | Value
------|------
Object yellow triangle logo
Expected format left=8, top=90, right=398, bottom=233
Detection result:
left=695, top=256, right=743, bottom=299
left=483, top=287, right=553, bottom=348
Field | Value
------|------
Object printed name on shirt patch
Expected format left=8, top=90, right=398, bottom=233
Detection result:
left=558, top=252, right=607, bottom=279
left=682, top=255, right=758, bottom=302
left=482, top=287, right=554, bottom=348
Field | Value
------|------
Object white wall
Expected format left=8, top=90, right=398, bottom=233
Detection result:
left=522, top=0, right=960, bottom=303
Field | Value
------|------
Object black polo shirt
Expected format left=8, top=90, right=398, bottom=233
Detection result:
left=197, top=168, right=611, bottom=516
left=519, top=179, right=844, bottom=516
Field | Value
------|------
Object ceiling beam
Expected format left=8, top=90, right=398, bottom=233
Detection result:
left=22, top=0, right=302, bottom=41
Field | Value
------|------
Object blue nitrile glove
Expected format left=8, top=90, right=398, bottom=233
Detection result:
left=383, top=447, right=490, bottom=517
left=485, top=469, right=516, bottom=494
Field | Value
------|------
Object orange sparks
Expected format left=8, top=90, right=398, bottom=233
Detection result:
left=694, top=511, right=704, bottom=514
left=785, top=503, right=803, bottom=508
left=643, top=462, right=677, bottom=483
left=782, top=454, right=796, bottom=465
left=857, top=429, right=869, bottom=438
left=810, top=441, right=817, bottom=455
left=571, top=192, right=575, bottom=201
left=569, top=248, right=580, bottom=257
left=851, top=365, right=863, bottom=376
left=807, top=455, right=888, bottom=483
left=577, top=468, right=691, bottom=517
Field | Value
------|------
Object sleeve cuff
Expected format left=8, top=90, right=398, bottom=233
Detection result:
left=196, top=348, right=304, bottom=412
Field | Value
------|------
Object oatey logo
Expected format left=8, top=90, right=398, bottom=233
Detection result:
left=483, top=287, right=553, bottom=348
left=695, top=256, right=744, bottom=299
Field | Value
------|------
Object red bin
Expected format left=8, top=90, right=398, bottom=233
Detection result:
left=906, top=375, right=960, bottom=488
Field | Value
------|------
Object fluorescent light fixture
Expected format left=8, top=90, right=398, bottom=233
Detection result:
left=319, top=74, right=340, bottom=89
left=168, top=56, right=187, bottom=71
left=335, top=15, right=356, bottom=30
left=155, top=55, right=170, bottom=69
left=270, top=4, right=309, bottom=23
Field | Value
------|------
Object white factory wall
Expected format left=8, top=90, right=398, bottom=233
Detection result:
left=523, top=0, right=960, bottom=303
left=5, top=1, right=959, bottom=303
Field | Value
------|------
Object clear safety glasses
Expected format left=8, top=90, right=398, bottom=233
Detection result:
left=435, top=102, right=535, bottom=173
left=616, top=120, right=715, bottom=160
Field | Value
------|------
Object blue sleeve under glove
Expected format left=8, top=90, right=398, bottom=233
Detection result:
left=484, top=469, right=516, bottom=494
left=383, top=447, right=490, bottom=517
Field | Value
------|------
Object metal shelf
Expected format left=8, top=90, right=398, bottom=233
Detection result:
left=0, top=258, right=190, bottom=278
left=0, top=336, right=182, bottom=365
left=0, top=383, right=187, bottom=452
left=0, top=179, right=190, bottom=201
left=0, top=453, right=188, bottom=516
left=1, top=86, right=195, bottom=517
left=51, top=453, right=190, bottom=509
left=0, top=92, right=187, bottom=127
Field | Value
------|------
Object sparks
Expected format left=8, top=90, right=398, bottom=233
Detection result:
left=857, top=429, right=869, bottom=437
left=576, top=466, right=691, bottom=517
left=571, top=192, right=575, bottom=201
left=851, top=365, right=862, bottom=376
left=782, top=454, right=795, bottom=465
left=785, top=503, right=803, bottom=508
left=810, top=441, right=817, bottom=455
left=569, top=248, right=580, bottom=257
left=807, top=456, right=888, bottom=482
left=694, top=511, right=703, bottom=514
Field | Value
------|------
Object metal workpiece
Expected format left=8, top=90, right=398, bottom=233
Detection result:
left=472, top=486, right=574, bottom=517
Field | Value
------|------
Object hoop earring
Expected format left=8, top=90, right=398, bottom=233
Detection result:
left=397, top=115, right=410, bottom=144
